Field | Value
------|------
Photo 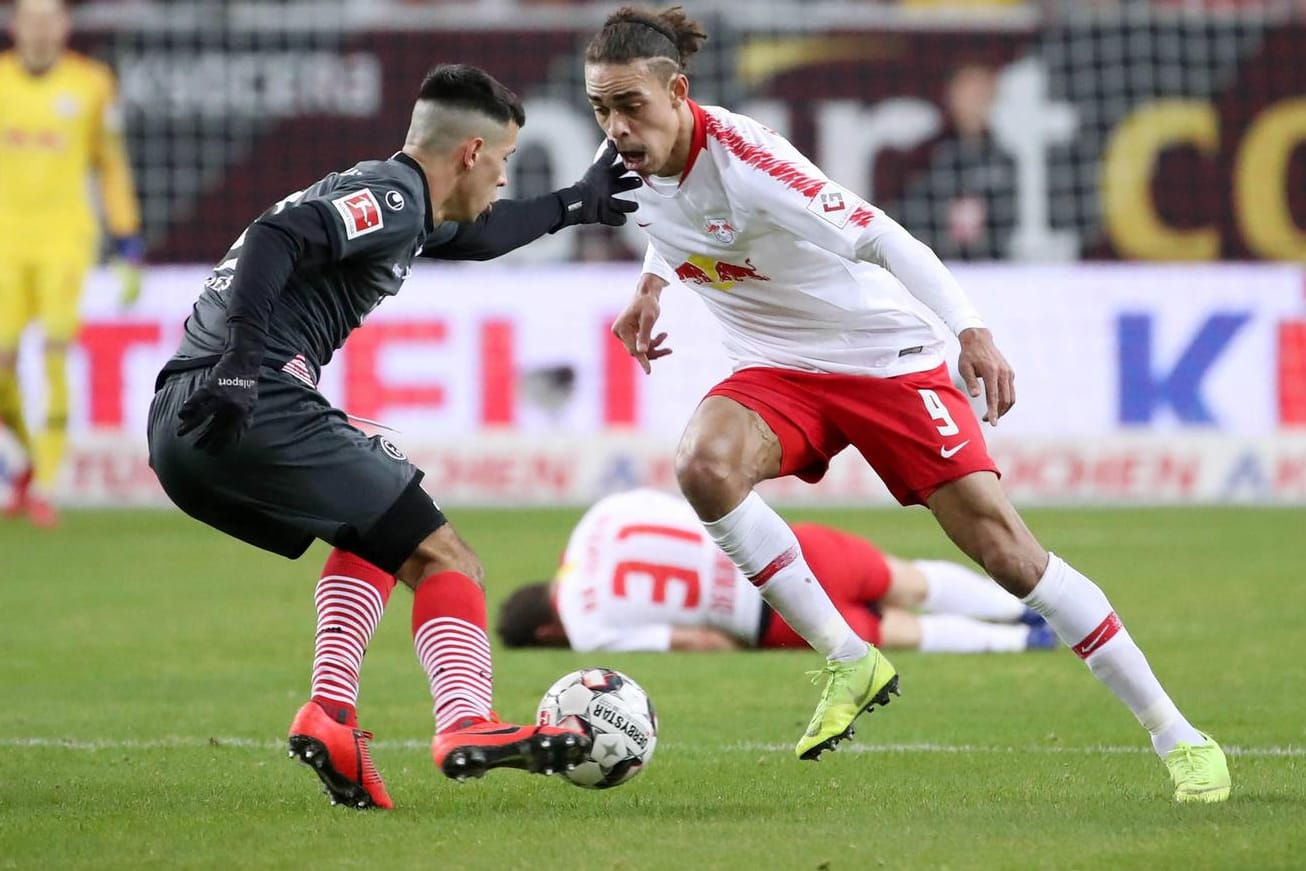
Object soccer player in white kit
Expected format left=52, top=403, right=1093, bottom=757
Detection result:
left=497, top=488, right=1057, bottom=654
left=581, top=6, right=1229, bottom=801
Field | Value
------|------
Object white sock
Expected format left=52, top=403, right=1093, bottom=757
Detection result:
left=917, top=559, right=1027, bottom=621
left=1023, top=553, right=1204, bottom=756
left=703, top=491, right=866, bottom=661
left=917, top=615, right=1029, bottom=653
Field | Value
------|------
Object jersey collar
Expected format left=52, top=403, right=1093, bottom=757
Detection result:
left=678, top=99, right=708, bottom=186
left=392, top=151, right=436, bottom=235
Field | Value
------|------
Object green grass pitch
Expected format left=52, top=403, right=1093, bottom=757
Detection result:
left=2, top=506, right=1304, bottom=870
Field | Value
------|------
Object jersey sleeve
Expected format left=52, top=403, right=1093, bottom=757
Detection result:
left=420, top=195, right=565, bottom=261
left=89, top=64, right=141, bottom=238
left=307, top=178, right=424, bottom=262
left=640, top=242, right=677, bottom=284
left=736, top=125, right=985, bottom=334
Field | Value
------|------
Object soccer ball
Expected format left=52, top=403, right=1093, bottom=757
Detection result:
left=536, top=667, right=657, bottom=789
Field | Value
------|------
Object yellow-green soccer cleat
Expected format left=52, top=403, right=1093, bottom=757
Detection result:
left=795, top=644, right=899, bottom=761
left=1165, top=733, right=1231, bottom=803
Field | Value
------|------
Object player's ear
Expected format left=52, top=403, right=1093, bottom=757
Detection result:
left=668, top=73, right=689, bottom=107
left=459, top=137, right=485, bottom=171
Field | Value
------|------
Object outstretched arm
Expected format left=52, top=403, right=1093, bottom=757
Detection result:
left=421, top=195, right=568, bottom=261
left=422, top=141, right=640, bottom=261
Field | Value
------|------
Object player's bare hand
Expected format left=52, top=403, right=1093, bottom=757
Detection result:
left=612, top=290, right=672, bottom=374
left=957, top=327, right=1015, bottom=425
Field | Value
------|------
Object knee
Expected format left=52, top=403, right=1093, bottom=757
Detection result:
left=974, top=531, right=1045, bottom=597
left=675, top=438, right=746, bottom=516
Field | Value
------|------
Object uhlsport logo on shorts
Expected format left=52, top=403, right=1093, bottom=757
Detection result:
left=377, top=437, right=407, bottom=461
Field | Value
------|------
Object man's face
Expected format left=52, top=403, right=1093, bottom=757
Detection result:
left=946, top=66, right=998, bottom=138
left=12, top=0, right=70, bottom=73
left=448, top=121, right=519, bottom=222
left=585, top=60, right=685, bottom=177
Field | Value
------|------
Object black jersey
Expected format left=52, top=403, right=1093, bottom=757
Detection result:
left=167, top=153, right=435, bottom=375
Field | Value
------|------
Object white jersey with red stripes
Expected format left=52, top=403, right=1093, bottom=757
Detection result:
left=635, top=101, right=950, bottom=378
left=555, top=488, right=763, bottom=652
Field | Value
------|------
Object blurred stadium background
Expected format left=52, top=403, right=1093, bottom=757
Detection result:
left=2, top=0, right=1305, bottom=509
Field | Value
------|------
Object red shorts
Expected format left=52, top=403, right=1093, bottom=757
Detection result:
left=707, top=364, right=999, bottom=506
left=760, top=524, right=893, bottom=648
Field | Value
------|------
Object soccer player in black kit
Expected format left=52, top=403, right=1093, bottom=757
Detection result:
left=147, top=65, right=641, bottom=810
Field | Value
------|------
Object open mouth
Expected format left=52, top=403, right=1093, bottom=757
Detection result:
left=619, top=149, right=648, bottom=172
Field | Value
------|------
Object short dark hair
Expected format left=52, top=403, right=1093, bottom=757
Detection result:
left=496, top=582, right=555, bottom=648
left=417, top=64, right=526, bottom=128
left=584, top=5, right=708, bottom=73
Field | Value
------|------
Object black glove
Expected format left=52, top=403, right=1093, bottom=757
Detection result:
left=555, top=140, right=642, bottom=229
left=176, top=337, right=262, bottom=453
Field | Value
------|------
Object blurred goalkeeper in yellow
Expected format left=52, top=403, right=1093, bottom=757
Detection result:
left=0, top=0, right=142, bottom=526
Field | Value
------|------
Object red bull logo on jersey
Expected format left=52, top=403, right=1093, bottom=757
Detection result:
left=703, top=217, right=737, bottom=244
left=674, top=254, right=771, bottom=291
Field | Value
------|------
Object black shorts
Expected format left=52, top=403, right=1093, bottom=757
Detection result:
left=147, top=365, right=446, bottom=573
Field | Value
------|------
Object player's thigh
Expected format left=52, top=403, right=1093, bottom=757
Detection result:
left=31, top=255, right=89, bottom=344
left=678, top=395, right=782, bottom=479
left=150, top=369, right=445, bottom=572
left=0, top=259, right=37, bottom=353
left=148, top=370, right=315, bottom=558
left=700, top=368, right=842, bottom=486
left=792, top=522, right=893, bottom=603
left=836, top=364, right=998, bottom=506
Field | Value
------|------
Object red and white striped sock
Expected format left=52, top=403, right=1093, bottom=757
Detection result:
left=1023, top=553, right=1204, bottom=756
left=412, top=571, right=493, bottom=733
left=310, top=549, right=396, bottom=727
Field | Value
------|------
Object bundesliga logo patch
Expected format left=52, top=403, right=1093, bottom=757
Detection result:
left=331, top=189, right=384, bottom=240
left=807, top=182, right=858, bottom=229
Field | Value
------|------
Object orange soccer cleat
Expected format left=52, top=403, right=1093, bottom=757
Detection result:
left=26, top=495, right=59, bottom=528
left=432, top=713, right=591, bottom=782
left=287, top=701, right=393, bottom=810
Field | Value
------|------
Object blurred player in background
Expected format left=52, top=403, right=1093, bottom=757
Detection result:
left=0, top=0, right=143, bottom=527
left=585, top=5, right=1229, bottom=802
left=894, top=61, right=1017, bottom=261
left=498, top=488, right=1057, bottom=654
left=147, top=64, right=640, bottom=810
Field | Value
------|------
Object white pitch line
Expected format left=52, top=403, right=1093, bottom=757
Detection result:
left=2, top=736, right=1302, bottom=758
left=726, top=742, right=1306, bottom=758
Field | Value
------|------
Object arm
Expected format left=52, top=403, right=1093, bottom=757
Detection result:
left=91, top=71, right=141, bottom=242
left=610, top=266, right=672, bottom=375
left=863, top=225, right=1015, bottom=422
left=175, top=205, right=335, bottom=450
left=91, top=70, right=144, bottom=304
left=669, top=627, right=744, bottom=652
left=748, top=134, right=1014, bottom=421
left=420, top=195, right=566, bottom=261
left=420, top=140, right=640, bottom=261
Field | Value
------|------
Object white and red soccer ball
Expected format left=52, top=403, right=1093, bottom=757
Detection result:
left=537, top=667, right=658, bottom=789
